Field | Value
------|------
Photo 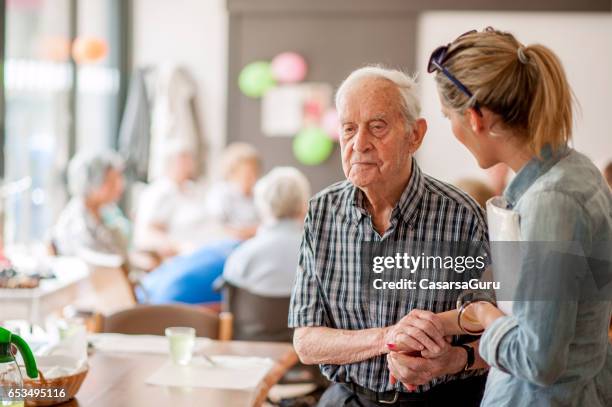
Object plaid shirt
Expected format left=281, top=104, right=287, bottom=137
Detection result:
left=288, top=159, right=489, bottom=393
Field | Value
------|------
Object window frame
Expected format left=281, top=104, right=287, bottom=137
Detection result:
left=0, top=0, right=131, bottom=244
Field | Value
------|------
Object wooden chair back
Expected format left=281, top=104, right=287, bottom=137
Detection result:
left=95, top=304, right=233, bottom=340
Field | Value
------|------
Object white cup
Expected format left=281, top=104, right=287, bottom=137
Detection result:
left=165, top=327, right=195, bottom=365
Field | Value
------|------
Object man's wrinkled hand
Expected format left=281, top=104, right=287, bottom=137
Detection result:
left=387, top=345, right=465, bottom=391
left=385, top=309, right=448, bottom=357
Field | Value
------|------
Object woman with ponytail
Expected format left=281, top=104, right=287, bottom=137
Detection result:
left=387, top=28, right=612, bottom=406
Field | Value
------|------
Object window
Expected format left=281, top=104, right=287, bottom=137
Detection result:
left=2, top=0, right=127, bottom=247
left=4, top=0, right=72, bottom=245
left=76, top=0, right=123, bottom=153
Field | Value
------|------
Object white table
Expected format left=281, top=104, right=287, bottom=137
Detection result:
left=0, top=257, right=89, bottom=325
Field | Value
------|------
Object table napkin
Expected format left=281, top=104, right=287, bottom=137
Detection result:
left=145, top=355, right=274, bottom=390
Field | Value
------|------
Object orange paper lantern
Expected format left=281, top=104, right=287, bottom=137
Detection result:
left=72, top=37, right=108, bottom=64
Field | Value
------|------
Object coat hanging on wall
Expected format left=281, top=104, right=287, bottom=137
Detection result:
left=148, top=64, right=203, bottom=181
left=118, top=67, right=152, bottom=182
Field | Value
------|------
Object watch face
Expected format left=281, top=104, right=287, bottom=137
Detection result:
left=456, top=290, right=496, bottom=309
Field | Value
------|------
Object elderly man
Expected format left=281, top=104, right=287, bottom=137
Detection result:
left=288, top=67, right=489, bottom=406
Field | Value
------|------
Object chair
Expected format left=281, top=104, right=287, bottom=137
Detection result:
left=222, top=283, right=292, bottom=342
left=95, top=304, right=233, bottom=340
left=80, top=265, right=137, bottom=312
left=221, top=283, right=328, bottom=402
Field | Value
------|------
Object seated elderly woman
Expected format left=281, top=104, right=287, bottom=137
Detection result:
left=51, top=150, right=129, bottom=267
left=206, top=143, right=262, bottom=240
left=221, top=167, right=310, bottom=341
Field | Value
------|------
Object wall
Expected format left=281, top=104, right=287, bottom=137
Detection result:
left=226, top=4, right=418, bottom=193
left=131, top=4, right=612, bottom=185
left=131, top=0, right=228, bottom=175
left=416, top=11, right=612, bottom=184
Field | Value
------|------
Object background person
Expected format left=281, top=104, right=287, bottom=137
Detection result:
left=133, top=141, right=206, bottom=258
left=221, top=166, right=310, bottom=342
left=136, top=238, right=239, bottom=305
left=223, top=166, right=310, bottom=297
left=454, top=178, right=495, bottom=208
left=52, top=150, right=128, bottom=267
left=206, top=142, right=261, bottom=240
left=603, top=161, right=612, bottom=189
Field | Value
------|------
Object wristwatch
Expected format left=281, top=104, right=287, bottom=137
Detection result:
left=457, top=344, right=475, bottom=372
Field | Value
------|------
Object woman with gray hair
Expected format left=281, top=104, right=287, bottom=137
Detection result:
left=220, top=166, right=310, bottom=342
left=52, top=150, right=128, bottom=266
left=222, top=166, right=310, bottom=297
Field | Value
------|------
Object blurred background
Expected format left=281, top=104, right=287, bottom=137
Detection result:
left=0, top=2, right=611, bottom=404
left=1, top=0, right=611, bottom=247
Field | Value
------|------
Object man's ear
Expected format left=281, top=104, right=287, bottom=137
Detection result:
left=408, top=118, right=427, bottom=153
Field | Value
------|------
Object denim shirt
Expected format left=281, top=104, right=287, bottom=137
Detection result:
left=479, top=147, right=612, bottom=407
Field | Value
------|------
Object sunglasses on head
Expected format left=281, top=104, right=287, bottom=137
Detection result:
left=427, top=30, right=482, bottom=116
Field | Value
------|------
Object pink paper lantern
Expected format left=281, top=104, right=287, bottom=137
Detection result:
left=322, top=109, right=340, bottom=140
left=271, top=52, right=307, bottom=83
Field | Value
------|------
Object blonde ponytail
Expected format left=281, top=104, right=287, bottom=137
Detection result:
left=434, top=28, right=574, bottom=157
left=525, top=45, right=573, bottom=156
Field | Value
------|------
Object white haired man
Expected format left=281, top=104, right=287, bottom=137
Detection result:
left=288, top=67, right=490, bottom=406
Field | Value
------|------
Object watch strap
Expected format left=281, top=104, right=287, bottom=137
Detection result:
left=457, top=344, right=475, bottom=371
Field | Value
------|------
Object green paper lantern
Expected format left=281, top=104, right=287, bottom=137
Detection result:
left=238, top=61, right=276, bottom=98
left=293, top=127, right=335, bottom=166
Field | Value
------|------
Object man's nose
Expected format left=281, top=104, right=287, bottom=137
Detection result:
left=352, top=128, right=371, bottom=153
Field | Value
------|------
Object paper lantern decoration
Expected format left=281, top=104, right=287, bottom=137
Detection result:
left=303, top=99, right=324, bottom=123
left=293, top=127, right=334, bottom=166
left=271, top=52, right=307, bottom=84
left=72, top=36, right=108, bottom=64
left=40, top=36, right=71, bottom=62
left=239, top=61, right=276, bottom=98
left=321, top=109, right=340, bottom=141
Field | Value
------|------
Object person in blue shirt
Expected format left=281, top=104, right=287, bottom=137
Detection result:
left=387, top=28, right=612, bottom=406
left=136, top=239, right=240, bottom=304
